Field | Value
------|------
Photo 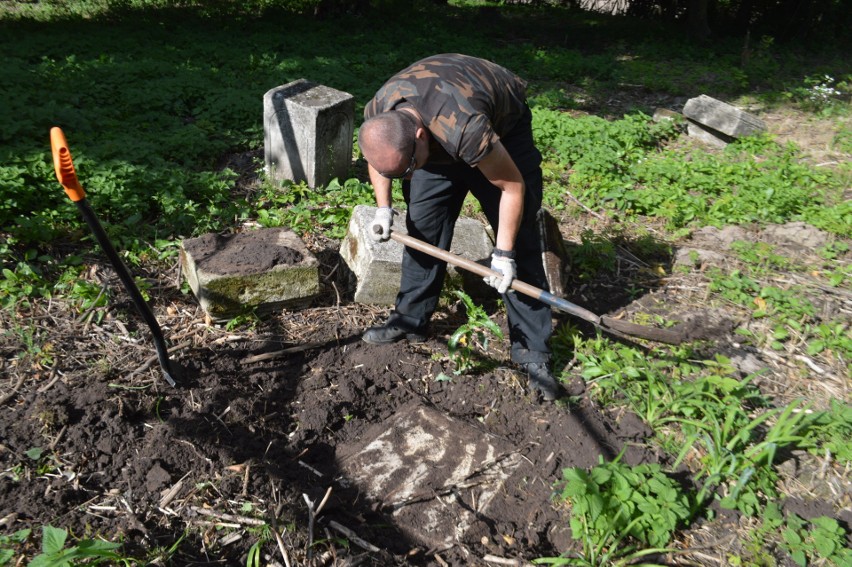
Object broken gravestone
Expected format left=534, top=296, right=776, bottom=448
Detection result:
left=683, top=94, right=766, bottom=147
left=340, top=205, right=494, bottom=305
left=181, top=227, right=319, bottom=321
left=263, top=79, right=354, bottom=188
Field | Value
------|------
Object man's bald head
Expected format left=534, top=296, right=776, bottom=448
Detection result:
left=358, top=111, right=417, bottom=172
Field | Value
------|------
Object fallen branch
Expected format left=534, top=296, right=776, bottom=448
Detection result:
left=327, top=520, right=380, bottom=553
left=262, top=554, right=286, bottom=567
left=564, top=188, right=607, bottom=221
left=0, top=373, right=26, bottom=406
left=303, top=487, right=333, bottom=563
left=270, top=519, right=292, bottom=567
left=159, top=471, right=192, bottom=508
left=242, top=341, right=328, bottom=364
left=36, top=366, right=62, bottom=394
left=189, top=505, right=266, bottom=526
left=483, top=555, right=534, bottom=566
left=127, top=341, right=192, bottom=380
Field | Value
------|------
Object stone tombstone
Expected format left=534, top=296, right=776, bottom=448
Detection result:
left=341, top=205, right=495, bottom=305
left=180, top=227, right=320, bottom=321
left=682, top=94, right=766, bottom=147
left=264, top=79, right=354, bottom=188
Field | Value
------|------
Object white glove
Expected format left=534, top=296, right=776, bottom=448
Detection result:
left=486, top=253, right=516, bottom=294
left=370, top=207, right=393, bottom=242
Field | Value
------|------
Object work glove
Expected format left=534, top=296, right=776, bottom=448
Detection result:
left=486, top=253, right=516, bottom=294
left=370, top=207, right=394, bottom=242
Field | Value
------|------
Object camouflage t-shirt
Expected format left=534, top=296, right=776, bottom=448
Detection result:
left=364, top=53, right=529, bottom=166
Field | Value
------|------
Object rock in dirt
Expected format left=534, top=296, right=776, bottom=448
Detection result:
left=688, top=225, right=752, bottom=251
left=761, top=222, right=831, bottom=252
left=673, top=247, right=728, bottom=270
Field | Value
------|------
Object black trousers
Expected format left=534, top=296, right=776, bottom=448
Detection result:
left=386, top=106, right=551, bottom=364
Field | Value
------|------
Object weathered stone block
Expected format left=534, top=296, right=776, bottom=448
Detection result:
left=683, top=94, right=766, bottom=139
left=652, top=107, right=682, bottom=123
left=340, top=205, right=494, bottom=305
left=686, top=121, right=731, bottom=148
left=263, top=79, right=354, bottom=188
left=181, top=227, right=319, bottom=320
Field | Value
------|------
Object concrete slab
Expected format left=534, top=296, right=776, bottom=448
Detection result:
left=336, top=403, right=523, bottom=551
left=683, top=94, right=766, bottom=139
left=686, top=120, right=732, bottom=148
left=181, top=227, right=319, bottom=320
left=340, top=205, right=494, bottom=305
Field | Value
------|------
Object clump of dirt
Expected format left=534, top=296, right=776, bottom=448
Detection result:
left=184, top=230, right=305, bottom=274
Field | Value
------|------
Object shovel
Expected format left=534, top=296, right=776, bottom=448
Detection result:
left=50, top=127, right=178, bottom=386
left=388, top=230, right=685, bottom=345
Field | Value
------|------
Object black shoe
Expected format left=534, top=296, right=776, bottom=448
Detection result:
left=362, top=323, right=427, bottom=345
left=524, top=362, right=560, bottom=401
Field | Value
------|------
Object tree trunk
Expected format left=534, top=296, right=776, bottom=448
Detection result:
left=687, top=0, right=712, bottom=40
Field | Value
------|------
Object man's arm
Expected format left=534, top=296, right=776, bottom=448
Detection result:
left=367, top=163, right=395, bottom=242
left=475, top=140, right=525, bottom=251
left=368, top=163, right=393, bottom=208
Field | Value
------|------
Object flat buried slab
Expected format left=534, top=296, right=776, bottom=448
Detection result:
left=336, top=403, right=522, bottom=551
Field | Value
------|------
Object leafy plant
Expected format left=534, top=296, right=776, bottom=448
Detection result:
left=786, top=74, right=847, bottom=113
left=0, top=528, right=30, bottom=566
left=781, top=514, right=852, bottom=567
left=730, top=240, right=792, bottom=274
left=539, top=455, right=690, bottom=566
left=253, top=177, right=377, bottom=239
left=674, top=398, right=813, bottom=516
left=803, top=399, right=852, bottom=463
left=28, top=525, right=132, bottom=567
left=246, top=539, right=264, bottom=567
left=564, top=230, right=618, bottom=282
left=448, top=290, right=503, bottom=374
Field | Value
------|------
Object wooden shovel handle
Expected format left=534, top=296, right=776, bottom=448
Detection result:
left=389, top=230, right=685, bottom=345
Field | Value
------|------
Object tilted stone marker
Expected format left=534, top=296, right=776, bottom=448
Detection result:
left=181, top=227, right=319, bottom=321
left=264, top=79, right=354, bottom=188
left=340, top=204, right=494, bottom=305
left=337, top=403, right=523, bottom=550
left=683, top=94, right=766, bottom=147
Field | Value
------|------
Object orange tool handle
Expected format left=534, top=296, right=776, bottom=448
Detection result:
left=50, top=127, right=86, bottom=202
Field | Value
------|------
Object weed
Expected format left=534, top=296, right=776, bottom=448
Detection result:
left=803, top=399, right=852, bottom=463
left=539, top=455, right=689, bottom=566
left=565, top=230, right=617, bottom=282
left=28, top=525, right=133, bottom=567
left=786, top=74, right=848, bottom=114
left=448, top=290, right=503, bottom=375
left=730, top=240, right=792, bottom=274
left=781, top=513, right=852, bottom=566
left=246, top=539, right=263, bottom=567
left=224, top=311, right=261, bottom=331
left=0, top=247, right=51, bottom=308
left=550, top=321, right=582, bottom=371
left=0, top=528, right=30, bottom=565
left=5, top=322, right=55, bottom=368
left=673, top=398, right=813, bottom=516
left=708, top=268, right=816, bottom=321
left=254, top=177, right=378, bottom=239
